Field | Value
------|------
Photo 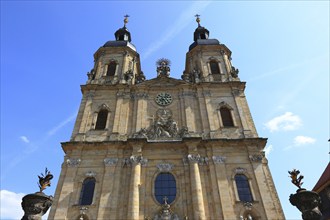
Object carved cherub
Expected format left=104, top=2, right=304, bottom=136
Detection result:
left=288, top=169, right=304, bottom=189
left=38, top=168, right=54, bottom=192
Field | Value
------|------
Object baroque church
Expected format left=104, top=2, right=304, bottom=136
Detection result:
left=48, top=16, right=285, bottom=220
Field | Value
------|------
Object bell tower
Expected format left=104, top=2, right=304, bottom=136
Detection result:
left=86, top=15, right=145, bottom=86
left=182, top=14, right=239, bottom=83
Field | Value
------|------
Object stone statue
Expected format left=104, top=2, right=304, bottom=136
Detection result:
left=288, top=169, right=322, bottom=220
left=156, top=58, right=171, bottom=77
left=136, top=71, right=146, bottom=84
left=38, top=168, right=53, bottom=192
left=153, top=197, right=180, bottom=220
left=21, top=168, right=54, bottom=220
left=288, top=169, right=304, bottom=189
left=132, top=109, right=190, bottom=140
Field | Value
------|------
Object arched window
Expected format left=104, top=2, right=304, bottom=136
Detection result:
left=235, top=174, right=253, bottom=202
left=210, top=60, right=220, bottom=75
left=106, top=61, right=117, bottom=77
left=154, top=173, right=176, bottom=204
left=220, top=107, right=234, bottom=127
left=79, top=178, right=96, bottom=205
left=95, top=109, right=108, bottom=130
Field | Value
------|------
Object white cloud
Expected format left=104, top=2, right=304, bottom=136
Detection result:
left=47, top=113, right=76, bottom=136
left=0, top=190, right=50, bottom=220
left=19, top=136, right=30, bottom=143
left=141, top=1, right=211, bottom=60
left=0, top=190, right=25, bottom=219
left=294, top=135, right=316, bottom=146
left=264, top=145, right=273, bottom=156
left=264, top=112, right=302, bottom=132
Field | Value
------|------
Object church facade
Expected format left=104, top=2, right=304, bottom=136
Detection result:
left=48, top=16, right=285, bottom=220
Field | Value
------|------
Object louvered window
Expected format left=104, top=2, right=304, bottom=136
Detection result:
left=95, top=110, right=108, bottom=130
left=220, top=107, right=234, bottom=127
left=79, top=178, right=96, bottom=205
left=107, top=62, right=117, bottom=76
left=235, top=174, right=253, bottom=202
left=210, top=61, right=220, bottom=74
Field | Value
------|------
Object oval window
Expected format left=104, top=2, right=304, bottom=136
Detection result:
left=154, top=172, right=176, bottom=204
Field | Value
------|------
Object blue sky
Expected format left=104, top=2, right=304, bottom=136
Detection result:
left=1, top=1, right=329, bottom=219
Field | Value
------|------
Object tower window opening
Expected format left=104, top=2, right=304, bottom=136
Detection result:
left=95, top=109, right=108, bottom=130
left=107, top=62, right=117, bottom=77
left=79, top=178, right=96, bottom=206
left=235, top=174, right=253, bottom=202
left=154, top=173, right=176, bottom=204
left=220, top=107, right=234, bottom=127
left=210, top=61, right=220, bottom=74
left=200, top=33, right=206, bottom=39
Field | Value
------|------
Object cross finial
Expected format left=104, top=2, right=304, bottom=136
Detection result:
left=124, top=14, right=130, bottom=27
left=195, top=14, right=201, bottom=26
left=163, top=196, right=168, bottom=204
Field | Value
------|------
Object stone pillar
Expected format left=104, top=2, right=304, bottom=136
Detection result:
left=187, top=154, right=206, bottom=220
left=97, top=157, right=119, bottom=219
left=211, top=154, right=236, bottom=219
left=127, top=150, right=147, bottom=220
left=290, top=189, right=322, bottom=220
left=127, top=156, right=141, bottom=220
left=21, top=192, right=53, bottom=220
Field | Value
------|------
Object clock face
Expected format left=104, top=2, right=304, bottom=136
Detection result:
left=155, top=92, right=172, bottom=106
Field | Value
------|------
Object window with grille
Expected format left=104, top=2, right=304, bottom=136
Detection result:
left=107, top=62, right=117, bottom=76
left=154, top=173, right=176, bottom=204
left=220, top=107, right=234, bottom=127
left=95, top=110, right=108, bottom=130
left=235, top=174, right=253, bottom=202
left=79, top=178, right=96, bottom=206
left=210, top=61, right=220, bottom=74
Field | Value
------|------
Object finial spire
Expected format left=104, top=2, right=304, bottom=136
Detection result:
left=124, top=14, right=130, bottom=27
left=195, top=14, right=201, bottom=27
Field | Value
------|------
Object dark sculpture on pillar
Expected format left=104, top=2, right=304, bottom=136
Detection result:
left=21, top=168, right=54, bottom=220
left=289, top=169, right=322, bottom=220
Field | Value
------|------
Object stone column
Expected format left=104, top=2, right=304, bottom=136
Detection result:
left=211, top=154, right=236, bottom=219
left=127, top=154, right=147, bottom=220
left=187, top=154, right=206, bottom=220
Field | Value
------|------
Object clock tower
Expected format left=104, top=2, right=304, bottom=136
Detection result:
left=49, top=16, right=285, bottom=220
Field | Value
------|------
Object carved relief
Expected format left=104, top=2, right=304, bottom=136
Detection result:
left=66, top=158, right=81, bottom=167
left=116, top=91, right=131, bottom=98
left=184, top=154, right=209, bottom=165
left=157, top=163, right=174, bottom=172
left=235, top=167, right=247, bottom=174
left=85, top=171, right=96, bottom=177
left=122, top=155, right=148, bottom=167
left=249, top=154, right=264, bottom=162
left=132, top=109, right=189, bottom=140
left=212, top=155, right=226, bottom=164
left=104, top=158, right=118, bottom=166
left=131, top=92, right=149, bottom=100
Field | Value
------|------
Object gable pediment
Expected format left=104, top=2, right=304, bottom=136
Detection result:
left=136, top=76, right=190, bottom=88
